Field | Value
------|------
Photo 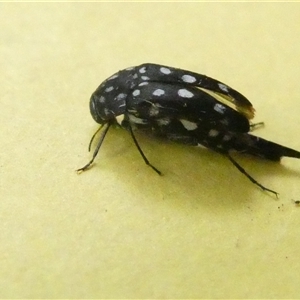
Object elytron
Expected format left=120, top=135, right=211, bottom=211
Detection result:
left=77, top=63, right=300, bottom=197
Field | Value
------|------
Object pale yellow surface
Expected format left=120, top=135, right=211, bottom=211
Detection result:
left=1, top=2, right=300, bottom=298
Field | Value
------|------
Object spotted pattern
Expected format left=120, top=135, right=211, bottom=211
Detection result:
left=209, top=129, right=219, bottom=137
left=86, top=63, right=291, bottom=198
left=107, top=74, right=119, bottom=81
left=182, top=74, right=196, bottom=83
left=132, top=90, right=140, bottom=96
left=160, top=67, right=171, bottom=74
left=105, top=86, right=114, bottom=92
left=152, top=89, right=165, bottom=96
left=139, top=82, right=149, bottom=86
left=218, top=83, right=229, bottom=92
left=115, top=93, right=127, bottom=101
left=214, top=103, right=226, bottom=114
left=157, top=118, right=171, bottom=126
left=178, top=89, right=194, bottom=98
left=180, top=119, right=198, bottom=131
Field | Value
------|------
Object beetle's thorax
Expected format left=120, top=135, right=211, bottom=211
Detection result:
left=89, top=67, right=138, bottom=124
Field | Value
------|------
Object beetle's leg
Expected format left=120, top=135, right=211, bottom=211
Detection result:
left=88, top=124, right=104, bottom=151
left=77, top=123, right=111, bottom=173
left=128, top=123, right=162, bottom=175
left=226, top=153, right=279, bottom=198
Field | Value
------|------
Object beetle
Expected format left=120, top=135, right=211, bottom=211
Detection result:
left=77, top=63, right=300, bottom=197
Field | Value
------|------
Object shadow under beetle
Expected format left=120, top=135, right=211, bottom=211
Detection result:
left=77, top=63, right=300, bottom=197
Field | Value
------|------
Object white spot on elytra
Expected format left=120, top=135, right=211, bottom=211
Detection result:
left=218, top=83, right=229, bottom=92
left=105, top=86, right=114, bottom=92
left=182, top=74, right=196, bottom=83
left=132, top=73, right=138, bottom=79
left=139, top=67, right=146, bottom=73
left=139, top=82, right=149, bottom=86
left=214, top=103, right=226, bottom=114
left=141, top=76, right=150, bottom=80
left=99, top=96, right=105, bottom=103
left=178, top=89, right=194, bottom=98
left=125, top=67, right=134, bottom=71
left=209, top=129, right=219, bottom=137
left=180, top=119, right=198, bottom=131
left=160, top=67, right=171, bottom=74
left=153, top=89, right=165, bottom=96
left=132, top=89, right=140, bottom=96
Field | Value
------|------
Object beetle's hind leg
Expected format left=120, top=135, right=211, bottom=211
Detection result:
left=226, top=153, right=279, bottom=198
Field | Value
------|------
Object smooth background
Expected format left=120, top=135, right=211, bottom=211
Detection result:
left=1, top=2, right=300, bottom=298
